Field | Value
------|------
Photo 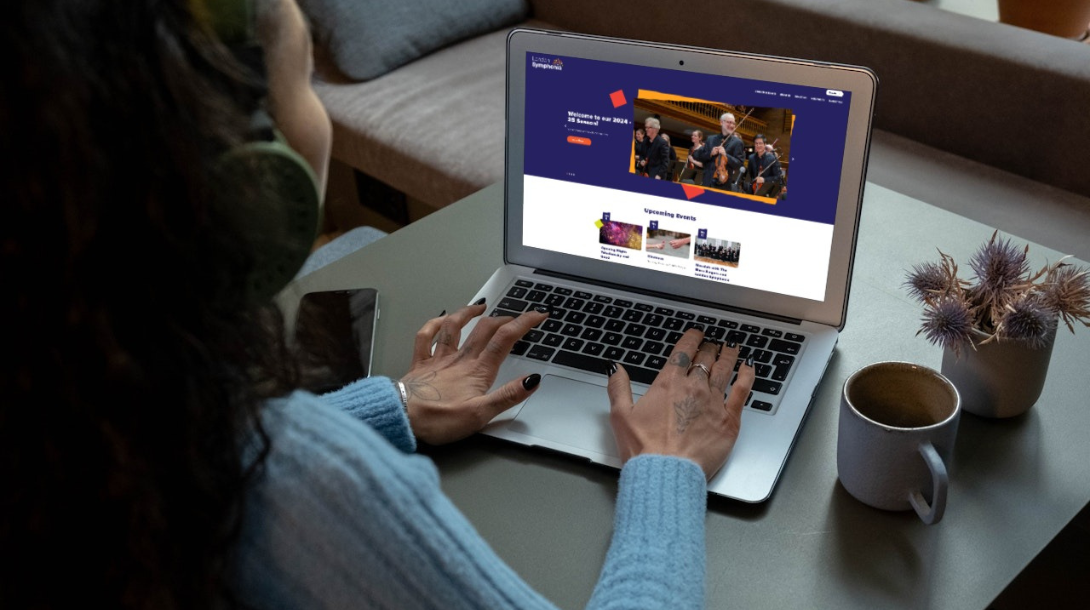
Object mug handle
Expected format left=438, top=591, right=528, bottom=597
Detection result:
left=909, top=441, right=948, bottom=525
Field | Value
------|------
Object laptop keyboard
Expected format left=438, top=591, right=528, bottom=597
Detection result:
left=487, top=278, right=806, bottom=415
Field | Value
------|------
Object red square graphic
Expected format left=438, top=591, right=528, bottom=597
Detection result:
left=609, top=90, right=627, bottom=108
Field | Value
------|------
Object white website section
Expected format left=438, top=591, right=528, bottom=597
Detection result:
left=522, top=176, right=833, bottom=301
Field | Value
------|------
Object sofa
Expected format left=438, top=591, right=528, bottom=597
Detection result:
left=299, top=0, right=1090, bottom=232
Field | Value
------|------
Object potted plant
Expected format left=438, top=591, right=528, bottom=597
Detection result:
left=904, top=231, right=1090, bottom=418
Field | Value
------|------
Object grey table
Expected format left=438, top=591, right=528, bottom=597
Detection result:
left=280, top=181, right=1090, bottom=609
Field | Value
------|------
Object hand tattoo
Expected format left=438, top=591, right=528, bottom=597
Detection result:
left=674, top=395, right=702, bottom=434
left=669, top=352, right=691, bottom=369
left=434, top=330, right=454, bottom=347
left=403, top=372, right=441, bottom=401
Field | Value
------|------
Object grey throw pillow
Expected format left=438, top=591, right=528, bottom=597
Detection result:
left=298, top=0, right=530, bottom=81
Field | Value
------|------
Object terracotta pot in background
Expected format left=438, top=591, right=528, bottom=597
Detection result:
left=998, top=0, right=1090, bottom=40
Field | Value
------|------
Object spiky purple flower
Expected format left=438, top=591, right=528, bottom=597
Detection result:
left=1042, top=263, right=1090, bottom=331
left=904, top=262, right=950, bottom=303
left=968, top=235, right=1029, bottom=311
left=920, top=296, right=974, bottom=352
left=1000, top=296, right=1057, bottom=349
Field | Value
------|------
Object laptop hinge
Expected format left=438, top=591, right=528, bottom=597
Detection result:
left=531, top=269, right=804, bottom=326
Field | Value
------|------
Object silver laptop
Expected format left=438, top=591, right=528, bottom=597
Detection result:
left=461, top=28, right=877, bottom=503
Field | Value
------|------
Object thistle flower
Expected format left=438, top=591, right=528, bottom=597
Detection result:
left=1042, top=263, right=1090, bottom=332
left=905, top=262, right=950, bottom=302
left=967, top=232, right=1031, bottom=321
left=998, top=295, right=1056, bottom=349
left=918, top=296, right=974, bottom=354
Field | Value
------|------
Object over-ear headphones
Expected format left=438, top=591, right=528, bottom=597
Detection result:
left=198, top=0, right=323, bottom=303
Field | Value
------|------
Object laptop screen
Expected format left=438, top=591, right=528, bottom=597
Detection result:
left=520, top=52, right=852, bottom=303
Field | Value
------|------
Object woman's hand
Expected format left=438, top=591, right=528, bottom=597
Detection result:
left=401, top=303, right=548, bottom=445
left=607, top=329, right=754, bottom=480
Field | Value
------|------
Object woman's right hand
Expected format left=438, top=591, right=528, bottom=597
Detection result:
left=606, top=329, right=754, bottom=480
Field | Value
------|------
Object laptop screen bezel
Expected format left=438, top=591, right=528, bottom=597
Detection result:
left=504, top=28, right=878, bottom=329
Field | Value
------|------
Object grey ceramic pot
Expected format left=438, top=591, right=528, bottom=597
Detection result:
left=940, top=326, right=1057, bottom=418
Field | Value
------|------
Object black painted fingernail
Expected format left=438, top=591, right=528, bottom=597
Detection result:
left=745, top=355, right=754, bottom=367
left=522, top=373, right=542, bottom=391
left=474, top=297, right=487, bottom=306
left=608, top=361, right=618, bottom=377
left=438, top=309, right=446, bottom=317
left=534, top=305, right=549, bottom=314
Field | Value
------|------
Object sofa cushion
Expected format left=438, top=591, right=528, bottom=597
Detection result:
left=299, top=0, right=530, bottom=81
left=315, top=21, right=555, bottom=209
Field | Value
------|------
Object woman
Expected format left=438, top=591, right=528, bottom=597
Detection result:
left=0, top=1, right=754, bottom=608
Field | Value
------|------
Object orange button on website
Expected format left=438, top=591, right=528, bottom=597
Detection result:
left=566, top=136, right=592, bottom=145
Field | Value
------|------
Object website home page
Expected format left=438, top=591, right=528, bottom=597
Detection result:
left=522, top=52, right=852, bottom=301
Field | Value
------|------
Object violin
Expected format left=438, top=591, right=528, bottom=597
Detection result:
left=713, top=108, right=754, bottom=185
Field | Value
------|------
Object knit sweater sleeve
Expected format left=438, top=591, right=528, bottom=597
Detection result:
left=320, top=375, right=415, bottom=453
left=230, top=392, right=708, bottom=609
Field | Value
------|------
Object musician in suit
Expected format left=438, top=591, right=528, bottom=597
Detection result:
left=633, top=128, right=647, bottom=174
left=661, top=133, right=678, bottom=180
left=692, top=112, right=745, bottom=189
left=745, top=134, right=782, bottom=197
left=638, top=117, right=671, bottom=180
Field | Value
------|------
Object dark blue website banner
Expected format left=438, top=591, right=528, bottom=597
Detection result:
left=523, top=52, right=852, bottom=225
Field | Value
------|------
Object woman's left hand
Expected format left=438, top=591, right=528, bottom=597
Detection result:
left=400, top=303, right=548, bottom=445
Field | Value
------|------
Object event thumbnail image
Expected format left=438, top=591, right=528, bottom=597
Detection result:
left=630, top=90, right=792, bottom=201
left=695, top=237, right=742, bottom=268
left=599, top=220, right=644, bottom=250
left=645, top=229, right=691, bottom=259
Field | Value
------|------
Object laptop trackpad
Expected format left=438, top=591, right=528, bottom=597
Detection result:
left=511, top=374, right=642, bottom=459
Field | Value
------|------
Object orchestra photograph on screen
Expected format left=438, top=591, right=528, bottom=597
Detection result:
left=630, top=91, right=793, bottom=203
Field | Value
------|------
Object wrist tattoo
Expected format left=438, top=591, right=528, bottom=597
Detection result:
left=674, top=395, right=702, bottom=434
left=403, top=371, right=441, bottom=401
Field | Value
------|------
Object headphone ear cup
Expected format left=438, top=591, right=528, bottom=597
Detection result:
left=214, top=137, right=322, bottom=303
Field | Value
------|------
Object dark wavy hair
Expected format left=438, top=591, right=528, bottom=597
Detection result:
left=1, top=1, right=296, bottom=607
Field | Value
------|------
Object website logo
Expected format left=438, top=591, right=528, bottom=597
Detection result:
left=531, top=55, right=563, bottom=71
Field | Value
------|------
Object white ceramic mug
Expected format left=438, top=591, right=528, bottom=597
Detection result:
left=837, top=362, right=961, bottom=525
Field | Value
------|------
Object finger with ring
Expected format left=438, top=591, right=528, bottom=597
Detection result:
left=689, top=363, right=711, bottom=377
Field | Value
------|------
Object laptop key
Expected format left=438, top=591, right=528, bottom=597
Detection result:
left=654, top=306, right=675, bottom=316
left=523, top=330, right=545, bottom=343
left=717, top=319, right=739, bottom=329
left=621, top=336, right=643, bottom=350
left=534, top=283, right=554, bottom=291
left=663, top=318, right=685, bottom=331
left=515, top=279, right=534, bottom=288
left=542, top=319, right=563, bottom=333
left=642, top=341, right=665, bottom=355
left=507, top=287, right=528, bottom=299
left=741, top=324, right=761, bottom=333
left=666, top=331, right=684, bottom=344
left=645, top=327, right=667, bottom=341
left=676, top=311, right=696, bottom=320
left=526, top=345, right=555, bottom=361
left=755, top=363, right=772, bottom=378
left=753, top=349, right=773, bottom=363
left=746, top=335, right=769, bottom=348
left=706, top=326, right=726, bottom=340
left=603, top=306, right=624, bottom=319
left=585, top=315, right=606, bottom=328
left=564, top=310, right=586, bottom=324
left=593, top=295, right=613, bottom=304
left=752, top=379, right=782, bottom=395
left=602, top=332, right=622, bottom=346
left=751, top=400, right=774, bottom=412
left=772, top=364, right=791, bottom=382
left=642, top=313, right=665, bottom=327
left=622, top=309, right=644, bottom=322
left=582, top=342, right=605, bottom=356
left=545, top=294, right=566, bottom=307
left=580, top=327, right=603, bottom=341
left=553, top=287, right=573, bottom=296
left=574, top=291, right=592, bottom=300
left=768, top=338, right=801, bottom=354
left=623, top=351, right=646, bottom=366
left=542, top=334, right=564, bottom=347
left=525, top=290, right=547, bottom=303
left=583, top=301, right=604, bottom=314
left=605, top=319, right=626, bottom=332
left=564, top=297, right=586, bottom=310
left=603, top=346, right=625, bottom=361
left=697, top=315, right=717, bottom=324
left=785, top=333, right=805, bottom=343
left=553, top=350, right=658, bottom=385
left=563, top=338, right=584, bottom=351
left=684, top=321, right=706, bottom=332
left=511, top=341, right=530, bottom=356
left=498, top=297, right=529, bottom=312
left=646, top=355, right=667, bottom=370
left=613, top=299, right=634, bottom=308
left=634, top=303, right=653, bottom=312
left=773, top=353, right=795, bottom=367
left=560, top=324, right=582, bottom=337
left=727, top=330, right=747, bottom=344
left=490, top=308, right=521, bottom=318
left=624, top=323, right=647, bottom=336
left=762, top=328, right=783, bottom=338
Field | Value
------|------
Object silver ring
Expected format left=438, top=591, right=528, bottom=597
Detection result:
left=689, top=363, right=711, bottom=377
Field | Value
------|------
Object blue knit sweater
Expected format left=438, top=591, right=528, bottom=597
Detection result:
left=230, top=376, right=708, bottom=609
